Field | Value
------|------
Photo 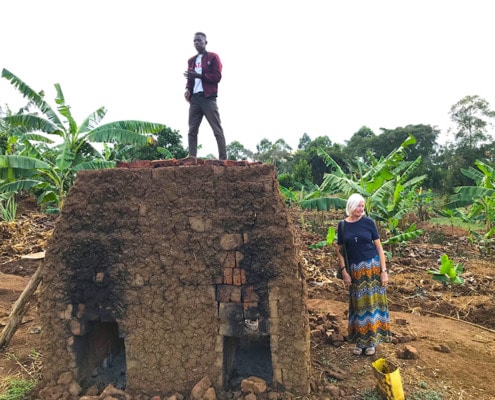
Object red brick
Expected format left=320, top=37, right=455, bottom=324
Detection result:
left=204, top=159, right=224, bottom=166
left=216, top=285, right=233, bottom=302
left=223, top=268, right=233, bottom=285
left=151, top=159, right=176, bottom=168
left=128, top=160, right=151, bottom=168
left=223, top=252, right=236, bottom=269
left=230, top=286, right=242, bottom=303
left=233, top=268, right=242, bottom=286
left=175, top=156, right=197, bottom=166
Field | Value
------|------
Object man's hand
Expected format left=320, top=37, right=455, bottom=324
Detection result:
left=184, top=70, right=201, bottom=79
left=184, top=89, right=191, bottom=102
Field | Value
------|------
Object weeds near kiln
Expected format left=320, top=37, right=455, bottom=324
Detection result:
left=0, top=194, right=17, bottom=222
left=0, top=350, right=41, bottom=400
left=0, top=378, right=34, bottom=400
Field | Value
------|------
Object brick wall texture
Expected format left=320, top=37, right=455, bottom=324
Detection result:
left=38, top=164, right=311, bottom=398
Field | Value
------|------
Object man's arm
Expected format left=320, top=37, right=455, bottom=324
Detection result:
left=201, top=53, right=222, bottom=83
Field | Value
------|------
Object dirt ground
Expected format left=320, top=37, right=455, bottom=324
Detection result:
left=1, top=201, right=495, bottom=399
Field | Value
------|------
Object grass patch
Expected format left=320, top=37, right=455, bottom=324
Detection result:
left=360, top=387, right=383, bottom=399
left=430, top=217, right=483, bottom=232
left=409, top=390, right=443, bottom=400
left=0, top=350, right=42, bottom=400
left=0, top=378, right=34, bottom=400
left=360, top=386, right=443, bottom=400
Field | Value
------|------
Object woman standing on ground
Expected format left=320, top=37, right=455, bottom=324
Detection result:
left=336, top=193, right=391, bottom=356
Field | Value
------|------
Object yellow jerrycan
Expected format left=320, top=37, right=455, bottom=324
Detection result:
left=372, top=358, right=405, bottom=400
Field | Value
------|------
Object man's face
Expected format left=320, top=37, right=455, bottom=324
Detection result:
left=193, top=34, right=207, bottom=53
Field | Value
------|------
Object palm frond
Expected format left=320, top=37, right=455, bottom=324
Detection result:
left=2, top=114, right=62, bottom=135
left=316, top=147, right=345, bottom=175
left=320, top=173, right=364, bottom=196
left=401, top=174, right=428, bottom=189
left=398, top=156, right=423, bottom=184
left=55, top=83, right=78, bottom=133
left=445, top=186, right=495, bottom=209
left=55, top=142, right=75, bottom=170
left=0, top=179, right=43, bottom=194
left=300, top=196, right=346, bottom=211
left=1, top=68, right=63, bottom=127
left=383, top=228, right=424, bottom=245
left=78, top=107, right=107, bottom=133
left=22, top=133, right=55, bottom=144
left=93, top=120, right=166, bottom=135
left=74, top=160, right=116, bottom=171
left=0, top=155, right=51, bottom=170
left=89, top=128, right=150, bottom=145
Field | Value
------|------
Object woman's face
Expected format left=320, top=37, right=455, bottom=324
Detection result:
left=352, top=200, right=365, bottom=218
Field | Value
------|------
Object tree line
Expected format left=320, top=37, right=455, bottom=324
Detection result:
left=235, top=94, right=495, bottom=196
left=1, top=68, right=495, bottom=217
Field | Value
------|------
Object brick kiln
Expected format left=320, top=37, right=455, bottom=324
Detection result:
left=38, top=162, right=310, bottom=399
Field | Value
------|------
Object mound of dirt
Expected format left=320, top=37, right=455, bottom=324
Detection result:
left=1, top=205, right=495, bottom=399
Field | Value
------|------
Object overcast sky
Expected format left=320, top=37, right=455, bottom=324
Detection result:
left=1, top=0, right=494, bottom=158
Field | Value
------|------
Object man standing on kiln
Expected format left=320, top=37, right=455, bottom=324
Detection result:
left=184, top=32, right=227, bottom=160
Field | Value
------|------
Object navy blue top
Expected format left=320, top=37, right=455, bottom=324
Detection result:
left=337, top=216, right=380, bottom=263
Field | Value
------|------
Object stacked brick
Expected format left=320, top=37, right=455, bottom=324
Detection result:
left=38, top=163, right=310, bottom=399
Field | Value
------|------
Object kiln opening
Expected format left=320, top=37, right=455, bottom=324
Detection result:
left=223, top=335, right=273, bottom=390
left=73, top=321, right=126, bottom=392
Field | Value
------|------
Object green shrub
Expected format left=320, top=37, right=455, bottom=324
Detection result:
left=278, top=173, right=294, bottom=189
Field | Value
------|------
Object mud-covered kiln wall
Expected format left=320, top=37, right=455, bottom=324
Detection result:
left=39, top=164, right=310, bottom=397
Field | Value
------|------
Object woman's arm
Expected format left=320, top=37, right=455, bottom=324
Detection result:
left=373, top=238, right=389, bottom=285
left=336, top=244, right=346, bottom=270
left=335, top=243, right=352, bottom=287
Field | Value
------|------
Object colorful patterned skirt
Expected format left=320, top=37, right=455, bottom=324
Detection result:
left=348, top=255, right=391, bottom=348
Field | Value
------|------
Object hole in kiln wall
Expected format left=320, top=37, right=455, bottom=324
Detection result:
left=73, top=321, right=127, bottom=392
left=223, top=335, right=272, bottom=390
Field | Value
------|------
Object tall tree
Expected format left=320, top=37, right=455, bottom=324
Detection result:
left=298, top=133, right=311, bottom=151
left=449, top=95, right=495, bottom=148
left=292, top=159, right=312, bottom=185
left=226, top=140, right=253, bottom=160
left=344, top=126, right=376, bottom=165
left=437, top=95, right=495, bottom=192
left=254, top=138, right=292, bottom=172
left=305, top=136, right=334, bottom=184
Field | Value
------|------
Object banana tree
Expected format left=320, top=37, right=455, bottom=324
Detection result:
left=444, top=160, right=495, bottom=230
left=300, top=136, right=427, bottom=214
left=280, top=178, right=346, bottom=211
left=0, top=68, right=167, bottom=211
left=297, top=135, right=427, bottom=254
left=427, top=253, right=464, bottom=285
left=442, top=160, right=495, bottom=254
